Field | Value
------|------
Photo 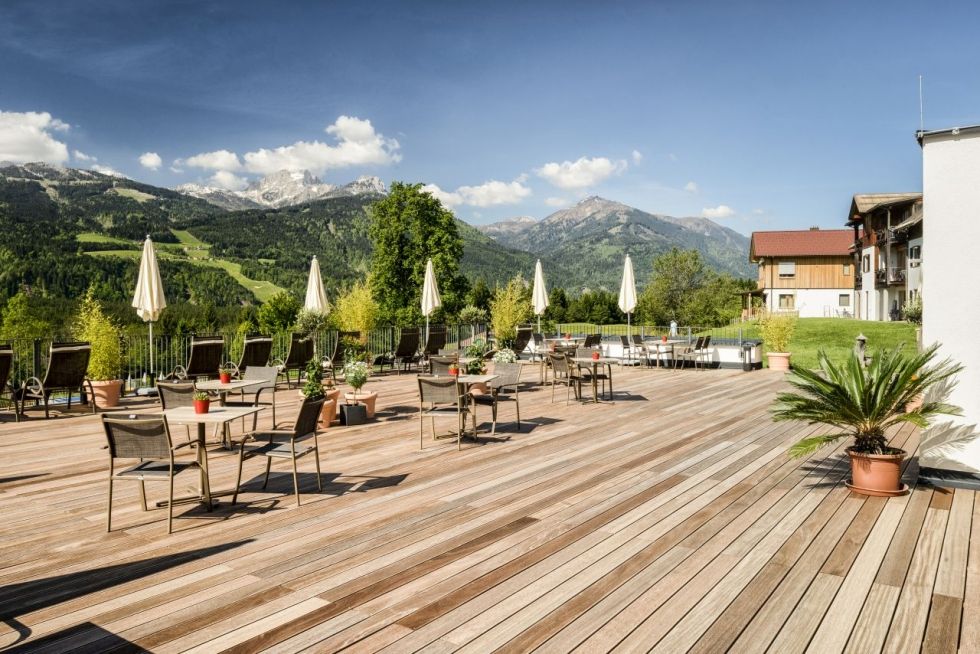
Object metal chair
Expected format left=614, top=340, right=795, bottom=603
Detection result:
left=548, top=353, right=582, bottom=405
left=102, top=414, right=205, bottom=534
left=224, top=365, right=280, bottom=430
left=422, top=325, right=448, bottom=358
left=675, top=335, right=711, bottom=370
left=418, top=375, right=476, bottom=450
left=169, top=334, right=225, bottom=381
left=472, top=361, right=522, bottom=435
left=322, top=331, right=360, bottom=381
left=428, top=355, right=458, bottom=376
left=226, top=334, right=273, bottom=377
left=378, top=328, right=421, bottom=374
left=512, top=328, right=533, bottom=358
left=157, top=381, right=197, bottom=443
left=20, top=342, right=95, bottom=419
left=0, top=344, right=18, bottom=421
left=275, top=333, right=314, bottom=388
left=231, top=396, right=325, bottom=507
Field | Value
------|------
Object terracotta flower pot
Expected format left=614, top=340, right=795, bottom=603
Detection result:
left=345, top=390, right=378, bottom=419
left=90, top=379, right=123, bottom=408
left=766, top=352, right=791, bottom=371
left=194, top=399, right=210, bottom=414
left=219, top=372, right=232, bottom=384
left=847, top=448, right=908, bottom=496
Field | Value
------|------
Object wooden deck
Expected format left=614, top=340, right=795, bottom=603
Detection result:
left=0, top=366, right=976, bottom=653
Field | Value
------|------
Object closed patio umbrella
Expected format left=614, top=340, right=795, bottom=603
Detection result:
left=531, top=259, right=549, bottom=333
left=132, top=236, right=167, bottom=377
left=421, top=258, right=442, bottom=345
left=618, top=254, right=637, bottom=338
left=304, top=256, right=329, bottom=313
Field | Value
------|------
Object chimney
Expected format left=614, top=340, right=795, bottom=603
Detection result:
left=809, top=226, right=820, bottom=231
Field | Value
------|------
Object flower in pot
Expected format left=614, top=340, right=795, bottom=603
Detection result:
left=218, top=364, right=235, bottom=384
left=759, top=313, right=796, bottom=371
left=775, top=344, right=962, bottom=496
left=75, top=289, right=123, bottom=408
left=342, top=360, right=375, bottom=418
left=492, top=348, right=517, bottom=364
left=193, top=391, right=211, bottom=414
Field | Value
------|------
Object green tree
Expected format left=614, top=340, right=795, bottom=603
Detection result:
left=490, top=275, right=531, bottom=347
left=74, top=288, right=122, bottom=381
left=544, top=287, right=569, bottom=324
left=331, top=278, right=379, bottom=337
left=566, top=290, right=623, bottom=324
left=637, top=248, right=708, bottom=324
left=466, top=278, right=493, bottom=312
left=368, top=182, right=467, bottom=325
left=0, top=290, right=55, bottom=382
left=257, top=291, right=300, bottom=334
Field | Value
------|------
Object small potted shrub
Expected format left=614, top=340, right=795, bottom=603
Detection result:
left=343, top=360, right=376, bottom=419
left=302, top=358, right=336, bottom=427
left=193, top=391, right=211, bottom=414
left=75, top=289, right=123, bottom=408
left=218, top=364, right=235, bottom=385
left=759, top=313, right=796, bottom=371
left=776, top=344, right=961, bottom=496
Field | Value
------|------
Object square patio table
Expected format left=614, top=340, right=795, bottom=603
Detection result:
left=570, top=357, right=617, bottom=403
left=643, top=340, right=686, bottom=368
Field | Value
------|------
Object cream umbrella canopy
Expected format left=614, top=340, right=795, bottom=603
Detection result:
left=304, top=256, right=329, bottom=313
left=618, top=254, right=638, bottom=338
left=531, top=259, right=549, bottom=333
left=421, top=258, right=442, bottom=345
left=132, top=236, right=167, bottom=376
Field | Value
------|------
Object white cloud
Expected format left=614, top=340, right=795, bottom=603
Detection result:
left=545, top=197, right=568, bottom=207
left=631, top=149, right=643, bottom=165
left=684, top=181, right=698, bottom=193
left=535, top=156, right=627, bottom=189
left=91, top=164, right=126, bottom=178
left=0, top=111, right=70, bottom=164
left=138, top=151, right=162, bottom=170
left=752, top=208, right=765, bottom=215
left=701, top=204, right=736, bottom=219
left=185, top=149, right=242, bottom=171
left=209, top=170, right=248, bottom=191
left=73, top=149, right=96, bottom=162
left=423, top=178, right=531, bottom=209
left=242, top=115, right=401, bottom=175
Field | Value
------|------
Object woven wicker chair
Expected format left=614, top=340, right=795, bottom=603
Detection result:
left=20, top=342, right=95, bottom=419
left=231, top=396, right=325, bottom=507
left=225, top=334, right=273, bottom=377
left=275, top=333, right=314, bottom=388
left=418, top=375, right=475, bottom=450
left=169, top=334, right=225, bottom=381
left=102, top=414, right=205, bottom=534
left=472, top=361, right=522, bottom=435
left=548, top=353, right=582, bottom=405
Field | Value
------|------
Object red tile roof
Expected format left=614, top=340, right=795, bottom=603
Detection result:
left=750, top=229, right=854, bottom=259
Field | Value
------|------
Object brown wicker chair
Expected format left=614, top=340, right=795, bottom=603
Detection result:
left=472, top=361, right=522, bottom=435
left=275, top=333, right=314, bottom=388
left=418, top=375, right=475, bottom=450
left=231, top=395, right=325, bottom=507
left=102, top=413, right=205, bottom=534
left=20, top=342, right=95, bottom=419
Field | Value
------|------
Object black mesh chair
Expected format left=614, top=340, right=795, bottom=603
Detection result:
left=322, top=331, right=360, bottom=381
left=422, top=325, right=448, bottom=358
left=226, top=334, right=273, bottom=377
left=20, top=342, right=95, bottom=419
left=102, top=414, right=205, bottom=534
left=512, top=328, right=533, bottom=358
left=428, top=355, right=458, bottom=376
left=275, top=333, right=314, bottom=388
left=231, top=396, right=325, bottom=507
left=378, top=328, right=421, bottom=374
left=170, top=334, right=225, bottom=381
left=0, top=344, right=18, bottom=421
left=417, top=376, right=475, bottom=450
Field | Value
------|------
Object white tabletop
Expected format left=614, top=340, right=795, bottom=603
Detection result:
left=571, top=357, right=618, bottom=365
left=457, top=374, right=499, bottom=384
left=195, top=379, right=266, bottom=392
left=163, top=405, right=263, bottom=424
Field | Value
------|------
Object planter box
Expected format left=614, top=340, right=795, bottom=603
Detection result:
left=340, top=403, right=368, bottom=426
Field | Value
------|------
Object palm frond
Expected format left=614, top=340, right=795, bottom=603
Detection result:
left=788, top=433, right=849, bottom=458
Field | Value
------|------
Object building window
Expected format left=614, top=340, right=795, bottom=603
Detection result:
left=839, top=294, right=850, bottom=307
left=778, top=294, right=795, bottom=309
left=909, top=245, right=921, bottom=265
left=843, top=263, right=851, bottom=276
left=778, top=261, right=796, bottom=278
left=862, top=254, right=870, bottom=273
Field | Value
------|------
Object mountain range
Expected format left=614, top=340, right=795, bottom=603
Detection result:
left=0, top=162, right=752, bottom=309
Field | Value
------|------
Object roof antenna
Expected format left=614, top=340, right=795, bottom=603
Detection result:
left=918, top=75, right=924, bottom=132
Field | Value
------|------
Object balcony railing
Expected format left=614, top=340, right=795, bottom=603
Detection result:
left=875, top=267, right=906, bottom=285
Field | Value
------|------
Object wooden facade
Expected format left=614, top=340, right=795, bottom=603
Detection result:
left=756, top=255, right=853, bottom=290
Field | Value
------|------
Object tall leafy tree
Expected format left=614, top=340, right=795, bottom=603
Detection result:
left=368, top=182, right=467, bottom=325
left=637, top=248, right=707, bottom=324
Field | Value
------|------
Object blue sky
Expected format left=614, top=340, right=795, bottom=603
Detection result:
left=2, top=0, right=979, bottom=234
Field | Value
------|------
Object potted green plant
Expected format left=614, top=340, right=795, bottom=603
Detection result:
left=218, top=364, right=235, bottom=385
left=343, top=360, right=376, bottom=418
left=775, top=344, right=962, bottom=496
left=301, top=358, right=336, bottom=426
left=759, top=313, right=796, bottom=371
left=193, top=390, right=211, bottom=414
left=75, top=289, right=123, bottom=408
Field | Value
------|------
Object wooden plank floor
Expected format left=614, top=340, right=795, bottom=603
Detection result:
left=0, top=366, right=974, bottom=653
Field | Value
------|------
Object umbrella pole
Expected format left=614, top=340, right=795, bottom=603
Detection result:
left=537, top=315, right=541, bottom=333
left=149, top=321, right=154, bottom=377
left=425, top=316, right=429, bottom=350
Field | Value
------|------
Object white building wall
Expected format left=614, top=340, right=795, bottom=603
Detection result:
left=921, top=131, right=980, bottom=428
left=859, top=246, right=879, bottom=320
left=765, top=288, right=853, bottom=318
left=907, top=236, right=923, bottom=298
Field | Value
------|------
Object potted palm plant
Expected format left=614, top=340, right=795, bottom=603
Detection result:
left=759, top=313, right=796, bottom=371
left=75, top=289, right=123, bottom=408
left=775, top=344, right=962, bottom=496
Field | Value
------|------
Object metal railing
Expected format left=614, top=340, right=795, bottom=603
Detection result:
left=555, top=323, right=761, bottom=346
left=6, top=324, right=489, bottom=392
